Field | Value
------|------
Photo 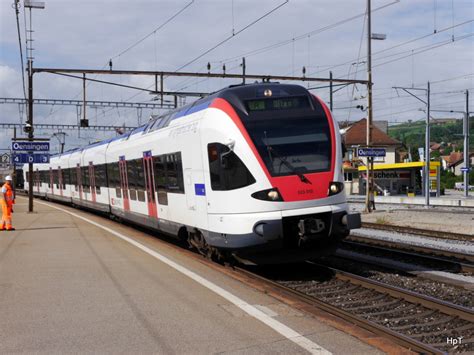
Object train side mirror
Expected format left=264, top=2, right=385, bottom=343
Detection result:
left=225, top=138, right=235, bottom=151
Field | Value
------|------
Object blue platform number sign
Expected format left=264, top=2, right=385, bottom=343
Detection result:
left=194, top=183, right=206, bottom=196
left=12, top=153, right=50, bottom=164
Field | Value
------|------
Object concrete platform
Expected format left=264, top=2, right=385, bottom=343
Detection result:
left=0, top=197, right=385, bottom=354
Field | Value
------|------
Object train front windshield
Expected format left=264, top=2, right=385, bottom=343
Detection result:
left=241, top=96, right=332, bottom=177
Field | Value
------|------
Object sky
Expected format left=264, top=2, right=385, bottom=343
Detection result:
left=0, top=0, right=473, bottom=153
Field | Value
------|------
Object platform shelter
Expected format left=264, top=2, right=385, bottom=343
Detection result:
left=358, top=161, right=441, bottom=197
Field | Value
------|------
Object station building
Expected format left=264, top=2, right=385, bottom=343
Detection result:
left=340, top=118, right=402, bottom=194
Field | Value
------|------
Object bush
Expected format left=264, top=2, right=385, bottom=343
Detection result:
left=440, top=170, right=463, bottom=189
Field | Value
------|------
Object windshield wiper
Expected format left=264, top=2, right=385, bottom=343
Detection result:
left=265, top=144, right=312, bottom=184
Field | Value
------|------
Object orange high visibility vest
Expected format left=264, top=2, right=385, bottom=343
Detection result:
left=0, top=183, right=14, bottom=206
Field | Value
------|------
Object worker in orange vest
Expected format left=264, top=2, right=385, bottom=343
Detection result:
left=1, top=175, right=15, bottom=231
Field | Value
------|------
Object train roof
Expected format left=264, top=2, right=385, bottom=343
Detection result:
left=61, top=83, right=310, bottom=153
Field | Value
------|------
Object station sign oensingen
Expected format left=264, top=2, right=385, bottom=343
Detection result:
left=357, top=147, right=386, bottom=157
left=11, top=141, right=50, bottom=152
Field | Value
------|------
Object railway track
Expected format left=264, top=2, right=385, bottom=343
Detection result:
left=348, top=234, right=474, bottom=266
left=342, top=237, right=474, bottom=274
left=239, top=263, right=474, bottom=354
left=361, top=222, right=473, bottom=241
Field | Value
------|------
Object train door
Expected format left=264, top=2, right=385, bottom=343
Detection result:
left=76, top=164, right=82, bottom=200
left=58, top=166, right=63, bottom=197
left=153, top=155, right=169, bottom=221
left=143, top=152, right=158, bottom=218
left=184, top=169, right=195, bottom=211
left=118, top=156, right=130, bottom=211
left=191, top=170, right=207, bottom=226
left=184, top=168, right=208, bottom=228
left=49, top=167, right=54, bottom=195
left=89, top=162, right=96, bottom=203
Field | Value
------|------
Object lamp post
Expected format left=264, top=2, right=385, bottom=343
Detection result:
left=430, top=91, right=470, bottom=197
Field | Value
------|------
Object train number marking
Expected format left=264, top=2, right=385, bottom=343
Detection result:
left=297, top=189, right=314, bottom=195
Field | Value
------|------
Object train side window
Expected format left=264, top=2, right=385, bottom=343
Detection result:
left=58, top=169, right=64, bottom=189
left=168, top=153, right=184, bottom=193
left=95, top=164, right=106, bottom=194
left=63, top=168, right=70, bottom=187
left=82, top=166, right=90, bottom=193
left=127, top=159, right=137, bottom=201
left=76, top=166, right=82, bottom=191
left=107, top=162, right=121, bottom=198
left=106, top=163, right=115, bottom=188
left=101, top=164, right=108, bottom=188
left=93, top=165, right=100, bottom=195
left=114, top=162, right=122, bottom=198
left=55, top=169, right=60, bottom=189
left=70, top=167, right=77, bottom=187
left=207, top=143, right=256, bottom=191
left=153, top=155, right=168, bottom=205
left=136, top=159, right=146, bottom=202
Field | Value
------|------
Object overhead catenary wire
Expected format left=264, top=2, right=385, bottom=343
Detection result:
left=96, top=1, right=290, bottom=108
left=218, top=0, right=400, bottom=64
left=109, top=0, right=194, bottom=62
left=45, top=1, right=194, bottom=122
left=307, top=19, right=474, bottom=77
left=13, top=0, right=27, bottom=101
left=174, top=0, right=289, bottom=72
left=337, top=33, right=474, bottom=79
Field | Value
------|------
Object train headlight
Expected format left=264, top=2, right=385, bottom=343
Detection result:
left=267, top=190, right=279, bottom=200
left=251, top=188, right=283, bottom=202
left=328, top=182, right=344, bottom=196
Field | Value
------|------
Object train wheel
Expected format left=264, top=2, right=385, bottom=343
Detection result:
left=188, top=229, right=207, bottom=255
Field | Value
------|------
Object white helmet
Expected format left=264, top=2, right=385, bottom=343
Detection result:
left=5, top=175, right=12, bottom=181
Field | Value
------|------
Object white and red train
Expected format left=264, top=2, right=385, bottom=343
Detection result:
left=24, top=83, right=360, bottom=264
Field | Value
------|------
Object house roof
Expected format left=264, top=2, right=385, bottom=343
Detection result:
left=343, top=118, right=401, bottom=147
left=442, top=151, right=473, bottom=167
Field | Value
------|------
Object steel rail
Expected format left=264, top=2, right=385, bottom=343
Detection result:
left=348, top=234, right=474, bottom=265
left=322, top=264, right=474, bottom=323
left=235, top=265, right=445, bottom=354
left=342, top=239, right=474, bottom=274
left=361, top=222, right=473, bottom=241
